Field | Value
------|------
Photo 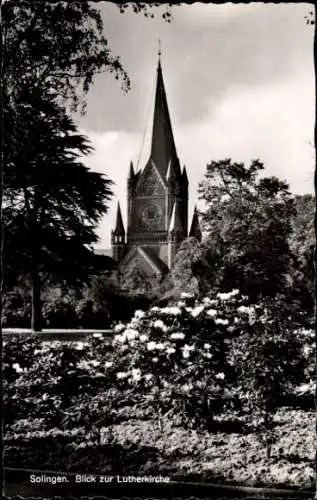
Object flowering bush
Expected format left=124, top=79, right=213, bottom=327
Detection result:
left=3, top=289, right=309, bottom=445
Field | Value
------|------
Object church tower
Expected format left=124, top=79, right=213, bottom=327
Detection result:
left=111, top=55, right=201, bottom=278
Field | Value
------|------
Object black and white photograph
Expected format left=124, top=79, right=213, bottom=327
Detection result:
left=2, top=1, right=315, bottom=498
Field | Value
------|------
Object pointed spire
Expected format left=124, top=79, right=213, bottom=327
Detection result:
left=182, top=165, right=189, bottom=185
left=150, top=57, right=178, bottom=179
left=169, top=200, right=183, bottom=233
left=189, top=206, right=202, bottom=241
left=128, top=161, right=135, bottom=179
left=114, top=202, right=125, bottom=235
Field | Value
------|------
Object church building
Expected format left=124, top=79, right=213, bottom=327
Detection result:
left=111, top=56, right=201, bottom=280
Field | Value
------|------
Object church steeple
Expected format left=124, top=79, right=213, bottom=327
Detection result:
left=150, top=57, right=178, bottom=179
left=189, top=206, right=202, bottom=241
left=113, top=202, right=125, bottom=236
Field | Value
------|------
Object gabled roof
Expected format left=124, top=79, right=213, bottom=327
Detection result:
left=139, top=246, right=169, bottom=275
left=120, top=245, right=168, bottom=276
left=149, top=59, right=179, bottom=180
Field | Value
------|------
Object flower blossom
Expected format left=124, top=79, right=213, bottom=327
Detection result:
left=215, top=372, right=225, bottom=380
left=105, top=361, right=113, bottom=368
left=153, top=319, right=167, bottom=331
left=217, top=289, right=239, bottom=301
left=114, top=323, right=125, bottom=333
left=191, top=305, right=204, bottom=318
left=160, top=306, right=181, bottom=316
left=215, top=318, right=229, bottom=326
left=204, top=343, right=211, bottom=349
left=132, top=368, right=142, bottom=381
left=166, top=347, right=176, bottom=355
left=144, top=374, right=153, bottom=381
left=207, top=309, right=217, bottom=317
left=116, top=372, right=129, bottom=379
left=180, top=292, right=195, bottom=299
left=139, top=334, right=149, bottom=342
left=147, top=341, right=157, bottom=351
left=114, top=334, right=126, bottom=343
left=73, top=341, right=86, bottom=351
left=93, top=333, right=103, bottom=338
left=170, top=332, right=185, bottom=340
left=152, top=357, right=159, bottom=363
left=134, top=310, right=146, bottom=319
left=12, top=363, right=24, bottom=373
left=203, top=297, right=218, bottom=306
left=125, top=328, right=139, bottom=340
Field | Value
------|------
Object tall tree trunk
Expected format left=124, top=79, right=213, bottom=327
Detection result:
left=31, top=266, right=42, bottom=331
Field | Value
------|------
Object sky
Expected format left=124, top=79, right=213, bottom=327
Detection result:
left=75, top=2, right=315, bottom=249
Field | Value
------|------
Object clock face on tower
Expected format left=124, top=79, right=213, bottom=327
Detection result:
left=140, top=204, right=162, bottom=230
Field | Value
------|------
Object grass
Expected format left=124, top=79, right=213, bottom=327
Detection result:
left=5, top=407, right=315, bottom=490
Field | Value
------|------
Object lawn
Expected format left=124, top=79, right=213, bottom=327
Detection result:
left=5, top=407, right=315, bottom=490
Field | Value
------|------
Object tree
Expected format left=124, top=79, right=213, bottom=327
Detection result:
left=288, top=194, right=315, bottom=320
left=198, top=159, right=296, bottom=299
left=2, top=1, right=176, bottom=112
left=121, top=266, right=153, bottom=295
left=171, top=237, right=208, bottom=296
left=3, top=96, right=113, bottom=330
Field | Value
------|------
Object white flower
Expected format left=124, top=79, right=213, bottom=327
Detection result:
left=147, top=341, right=157, bottom=351
left=90, top=360, right=100, bottom=368
left=183, top=343, right=195, bottom=351
left=203, top=297, right=218, bottom=306
left=116, top=371, right=128, bottom=379
left=160, top=306, right=181, bottom=315
left=237, top=305, right=255, bottom=315
left=182, top=383, right=193, bottom=392
left=182, top=350, right=190, bottom=359
left=114, top=334, right=125, bottom=343
left=114, top=323, right=125, bottom=333
left=132, top=368, right=142, bottom=381
left=204, top=343, right=211, bottom=349
left=217, top=289, right=239, bottom=301
left=144, top=374, right=153, bottom=381
left=219, top=193, right=231, bottom=203
left=207, top=309, right=217, bottom=317
left=153, top=319, right=167, bottom=331
left=204, top=352, right=212, bottom=359
left=155, top=342, right=165, bottom=350
left=74, top=341, right=85, bottom=350
left=134, top=310, right=146, bottom=319
left=125, top=328, right=139, bottom=340
left=105, top=361, right=113, bottom=368
left=170, top=332, right=185, bottom=340
left=166, top=347, right=176, bottom=354
left=12, top=363, right=23, bottom=373
left=93, top=333, right=103, bottom=338
left=215, top=372, right=225, bottom=380
left=191, top=305, right=204, bottom=318
left=215, top=318, right=229, bottom=325
left=139, top=334, right=148, bottom=342
left=152, top=357, right=159, bottom=363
